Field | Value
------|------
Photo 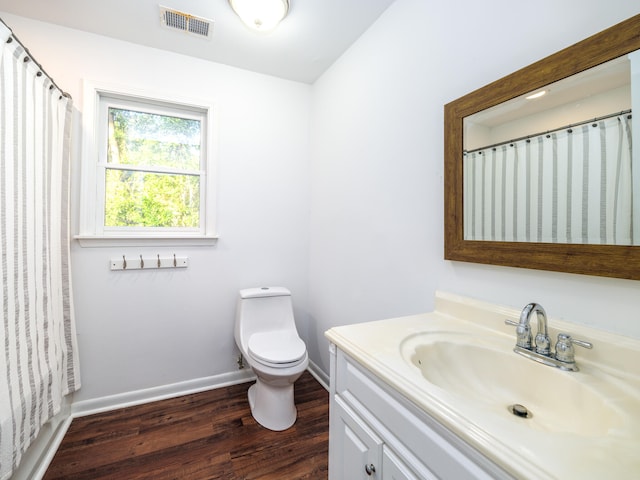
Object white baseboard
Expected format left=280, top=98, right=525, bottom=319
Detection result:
left=307, top=360, right=329, bottom=391
left=72, top=369, right=256, bottom=418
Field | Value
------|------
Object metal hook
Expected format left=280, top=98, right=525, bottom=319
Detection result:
left=122, top=255, right=127, bottom=270
left=173, top=254, right=177, bottom=267
left=140, top=255, right=144, bottom=269
left=157, top=254, right=161, bottom=268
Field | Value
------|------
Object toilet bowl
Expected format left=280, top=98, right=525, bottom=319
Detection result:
left=234, top=287, right=309, bottom=431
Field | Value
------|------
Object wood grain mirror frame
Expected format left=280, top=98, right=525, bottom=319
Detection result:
left=444, top=14, right=640, bottom=281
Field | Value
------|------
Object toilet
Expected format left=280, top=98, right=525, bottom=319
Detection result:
left=234, top=286, right=309, bottom=431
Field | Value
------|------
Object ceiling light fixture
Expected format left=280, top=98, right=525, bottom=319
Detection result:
left=229, top=0, right=289, bottom=32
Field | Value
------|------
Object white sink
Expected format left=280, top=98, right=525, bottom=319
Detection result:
left=326, top=291, right=640, bottom=479
left=401, top=332, right=624, bottom=437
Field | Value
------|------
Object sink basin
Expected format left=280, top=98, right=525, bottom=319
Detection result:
left=402, top=332, right=624, bottom=437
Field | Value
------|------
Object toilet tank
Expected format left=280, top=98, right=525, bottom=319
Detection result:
left=235, top=287, right=297, bottom=351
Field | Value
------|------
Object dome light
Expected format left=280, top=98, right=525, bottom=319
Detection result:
left=229, top=0, right=290, bottom=32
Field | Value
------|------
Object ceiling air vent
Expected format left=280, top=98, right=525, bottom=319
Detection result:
left=160, top=6, right=213, bottom=39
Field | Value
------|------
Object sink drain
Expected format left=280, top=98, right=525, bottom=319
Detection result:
left=508, top=403, right=532, bottom=419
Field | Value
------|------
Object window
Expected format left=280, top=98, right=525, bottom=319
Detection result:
left=78, top=81, right=217, bottom=246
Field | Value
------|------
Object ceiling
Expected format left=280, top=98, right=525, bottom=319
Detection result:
left=0, top=0, right=396, bottom=84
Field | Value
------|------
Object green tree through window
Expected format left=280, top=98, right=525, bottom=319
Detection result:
left=105, top=108, right=201, bottom=228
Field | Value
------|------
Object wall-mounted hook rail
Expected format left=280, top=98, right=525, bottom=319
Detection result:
left=110, top=254, right=189, bottom=271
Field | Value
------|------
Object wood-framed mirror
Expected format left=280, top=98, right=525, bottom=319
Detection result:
left=444, top=14, right=640, bottom=280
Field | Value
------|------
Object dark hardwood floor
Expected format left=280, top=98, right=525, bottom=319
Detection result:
left=44, top=371, right=329, bottom=480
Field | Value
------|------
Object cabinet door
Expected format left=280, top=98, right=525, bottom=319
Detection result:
left=382, top=446, right=438, bottom=480
left=330, top=396, right=383, bottom=479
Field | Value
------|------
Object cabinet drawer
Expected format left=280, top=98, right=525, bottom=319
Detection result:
left=383, top=446, right=439, bottom=480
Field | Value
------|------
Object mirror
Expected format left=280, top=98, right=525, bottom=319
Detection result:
left=464, top=55, right=636, bottom=246
left=444, top=14, right=640, bottom=280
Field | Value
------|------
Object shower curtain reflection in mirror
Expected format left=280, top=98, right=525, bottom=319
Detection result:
left=463, top=113, right=634, bottom=245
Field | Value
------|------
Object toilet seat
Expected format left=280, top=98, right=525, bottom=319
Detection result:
left=248, top=331, right=306, bottom=367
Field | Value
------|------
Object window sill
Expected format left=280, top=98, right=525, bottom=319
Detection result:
left=74, top=235, right=219, bottom=248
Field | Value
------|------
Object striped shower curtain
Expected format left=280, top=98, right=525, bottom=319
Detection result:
left=464, top=113, right=634, bottom=245
left=0, top=21, right=80, bottom=480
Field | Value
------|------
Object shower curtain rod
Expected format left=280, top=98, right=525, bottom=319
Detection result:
left=465, top=109, right=632, bottom=155
left=1, top=17, right=71, bottom=99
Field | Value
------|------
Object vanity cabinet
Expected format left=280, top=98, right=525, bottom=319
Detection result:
left=331, top=396, right=386, bottom=479
left=328, top=344, right=512, bottom=480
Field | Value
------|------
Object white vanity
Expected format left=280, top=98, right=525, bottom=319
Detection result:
left=328, top=345, right=511, bottom=479
left=325, top=292, right=640, bottom=479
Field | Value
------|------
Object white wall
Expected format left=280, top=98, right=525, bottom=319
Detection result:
left=0, top=13, right=312, bottom=402
left=309, top=0, right=640, bottom=373
left=4, top=1, right=640, bottom=403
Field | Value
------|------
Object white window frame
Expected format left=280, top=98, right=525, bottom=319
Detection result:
left=77, top=80, right=218, bottom=247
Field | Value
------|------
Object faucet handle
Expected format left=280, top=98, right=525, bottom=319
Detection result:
left=555, top=333, right=593, bottom=363
left=504, top=319, right=532, bottom=349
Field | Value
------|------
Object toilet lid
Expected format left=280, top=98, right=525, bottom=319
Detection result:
left=248, top=331, right=306, bottom=365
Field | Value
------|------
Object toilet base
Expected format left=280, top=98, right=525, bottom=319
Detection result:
left=247, top=379, right=297, bottom=431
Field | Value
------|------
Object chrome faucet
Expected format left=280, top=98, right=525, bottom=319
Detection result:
left=525, top=303, right=551, bottom=355
left=505, top=303, right=592, bottom=372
